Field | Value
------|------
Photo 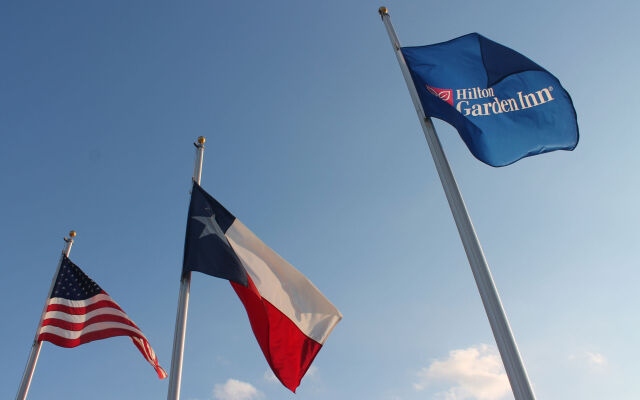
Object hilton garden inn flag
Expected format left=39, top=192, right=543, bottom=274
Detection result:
left=183, top=182, right=342, bottom=392
left=401, top=33, right=578, bottom=166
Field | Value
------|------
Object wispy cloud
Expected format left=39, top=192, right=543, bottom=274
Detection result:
left=306, top=365, right=318, bottom=377
left=263, top=370, right=278, bottom=383
left=569, top=351, right=608, bottom=371
left=213, top=379, right=262, bottom=400
left=584, top=352, right=607, bottom=367
left=414, top=344, right=512, bottom=400
left=264, top=365, right=318, bottom=384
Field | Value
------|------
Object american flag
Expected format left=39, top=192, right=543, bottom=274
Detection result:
left=37, top=255, right=167, bottom=379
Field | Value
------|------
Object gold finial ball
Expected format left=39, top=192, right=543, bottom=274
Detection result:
left=69, top=230, right=77, bottom=238
left=197, top=136, right=206, bottom=144
left=378, top=6, right=388, bottom=15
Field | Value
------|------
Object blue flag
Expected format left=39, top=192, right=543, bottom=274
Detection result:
left=401, top=33, right=578, bottom=167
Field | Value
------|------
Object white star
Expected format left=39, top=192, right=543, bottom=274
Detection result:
left=192, top=214, right=226, bottom=241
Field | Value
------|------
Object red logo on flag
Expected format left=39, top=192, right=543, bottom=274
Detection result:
left=426, top=85, right=453, bottom=106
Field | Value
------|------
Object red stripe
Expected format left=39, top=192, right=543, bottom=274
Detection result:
left=131, top=337, right=168, bottom=379
left=38, top=328, right=145, bottom=348
left=41, top=314, right=140, bottom=331
left=231, top=277, right=323, bottom=392
left=40, top=291, right=166, bottom=379
left=46, top=300, right=123, bottom=315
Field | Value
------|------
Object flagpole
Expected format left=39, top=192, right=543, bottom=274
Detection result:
left=167, top=136, right=206, bottom=400
left=378, top=7, right=536, bottom=400
left=16, top=230, right=76, bottom=400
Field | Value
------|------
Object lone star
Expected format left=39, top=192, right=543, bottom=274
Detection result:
left=192, top=214, right=227, bottom=241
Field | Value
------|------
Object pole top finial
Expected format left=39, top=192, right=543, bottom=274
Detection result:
left=197, top=136, right=206, bottom=145
left=69, top=230, right=76, bottom=238
left=378, top=6, right=388, bottom=16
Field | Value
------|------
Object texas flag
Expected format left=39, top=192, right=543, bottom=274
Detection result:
left=183, top=182, right=342, bottom=392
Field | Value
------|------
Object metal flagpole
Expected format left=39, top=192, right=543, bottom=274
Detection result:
left=167, top=136, right=206, bottom=400
left=378, top=7, right=536, bottom=400
left=16, top=230, right=76, bottom=400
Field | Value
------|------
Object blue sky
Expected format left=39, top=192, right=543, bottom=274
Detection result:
left=2, top=1, right=639, bottom=399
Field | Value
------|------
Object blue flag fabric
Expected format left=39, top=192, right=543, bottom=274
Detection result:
left=183, top=181, right=248, bottom=286
left=401, top=33, right=578, bottom=167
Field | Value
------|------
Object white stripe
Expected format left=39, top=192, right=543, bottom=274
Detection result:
left=226, top=219, right=342, bottom=344
left=132, top=337, right=152, bottom=361
left=48, top=293, right=115, bottom=308
left=145, top=341, right=157, bottom=359
left=43, top=307, right=132, bottom=324
left=131, top=336, right=165, bottom=377
left=39, top=321, right=144, bottom=339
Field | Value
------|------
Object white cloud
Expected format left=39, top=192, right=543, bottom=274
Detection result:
left=264, top=365, right=318, bottom=384
left=263, top=370, right=278, bottom=383
left=213, top=379, right=261, bottom=400
left=585, top=352, right=607, bottom=367
left=569, top=351, right=608, bottom=370
left=414, top=344, right=512, bottom=400
left=216, top=355, right=231, bottom=366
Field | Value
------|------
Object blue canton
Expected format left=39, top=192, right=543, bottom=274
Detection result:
left=52, top=256, right=102, bottom=300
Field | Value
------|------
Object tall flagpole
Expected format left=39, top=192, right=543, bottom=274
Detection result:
left=378, top=7, right=536, bottom=400
left=16, top=230, right=76, bottom=400
left=167, top=136, right=206, bottom=400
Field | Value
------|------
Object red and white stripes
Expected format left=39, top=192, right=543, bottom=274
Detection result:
left=38, top=290, right=167, bottom=379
